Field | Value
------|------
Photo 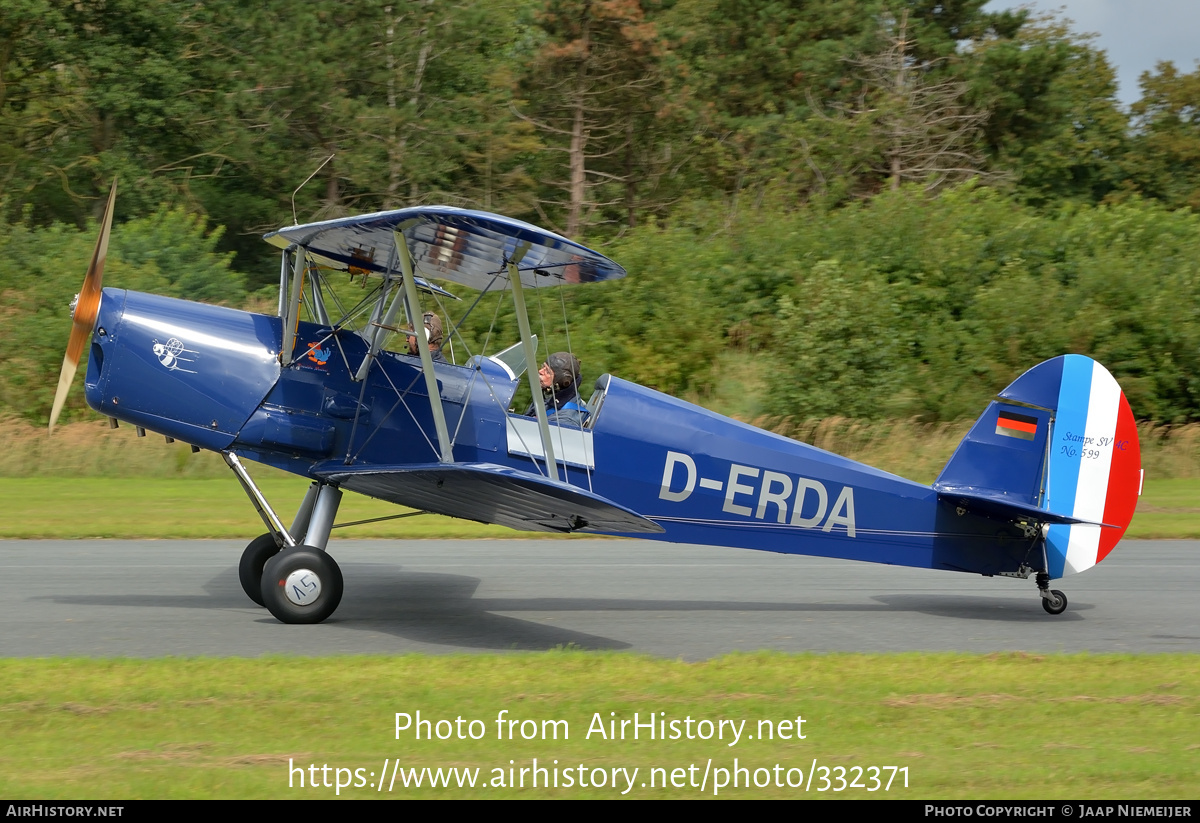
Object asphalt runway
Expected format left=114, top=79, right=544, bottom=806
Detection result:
left=1, top=539, right=1196, bottom=658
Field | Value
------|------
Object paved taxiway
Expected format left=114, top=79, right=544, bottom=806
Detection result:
left=1, top=539, right=1195, bottom=657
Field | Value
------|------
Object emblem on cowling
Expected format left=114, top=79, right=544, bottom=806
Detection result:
left=152, top=337, right=197, bottom=373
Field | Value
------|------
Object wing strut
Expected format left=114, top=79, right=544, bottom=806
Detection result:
left=354, top=260, right=407, bottom=381
left=277, top=247, right=291, bottom=318
left=281, top=248, right=306, bottom=364
left=506, top=244, right=559, bottom=482
left=394, top=228, right=454, bottom=463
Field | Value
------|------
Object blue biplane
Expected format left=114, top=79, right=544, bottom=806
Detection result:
left=50, top=183, right=1142, bottom=623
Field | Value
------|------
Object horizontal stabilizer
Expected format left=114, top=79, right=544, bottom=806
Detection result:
left=933, top=489, right=1116, bottom=528
left=314, top=461, right=663, bottom=534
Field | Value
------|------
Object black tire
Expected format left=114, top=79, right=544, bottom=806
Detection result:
left=1041, top=589, right=1068, bottom=615
left=239, top=533, right=281, bottom=607
left=261, top=546, right=343, bottom=624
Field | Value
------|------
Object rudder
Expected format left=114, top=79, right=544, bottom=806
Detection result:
left=1039, top=355, right=1141, bottom=577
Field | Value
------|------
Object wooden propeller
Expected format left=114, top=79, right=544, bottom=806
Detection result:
left=48, top=180, right=117, bottom=434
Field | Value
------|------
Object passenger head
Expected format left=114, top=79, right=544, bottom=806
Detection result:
left=407, top=312, right=443, bottom=354
left=541, top=351, right=581, bottom=392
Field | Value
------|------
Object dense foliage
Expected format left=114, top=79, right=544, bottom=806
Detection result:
left=479, top=188, right=1200, bottom=424
left=3, top=0, right=1198, bottom=425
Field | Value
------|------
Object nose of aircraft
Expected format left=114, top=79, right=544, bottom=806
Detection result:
left=48, top=179, right=117, bottom=433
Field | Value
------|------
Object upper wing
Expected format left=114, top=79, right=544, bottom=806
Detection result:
left=264, top=206, right=626, bottom=291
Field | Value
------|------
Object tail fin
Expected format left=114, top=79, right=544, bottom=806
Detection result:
left=934, top=355, right=1141, bottom=578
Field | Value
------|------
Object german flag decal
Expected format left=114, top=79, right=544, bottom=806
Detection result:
left=996, top=410, right=1038, bottom=440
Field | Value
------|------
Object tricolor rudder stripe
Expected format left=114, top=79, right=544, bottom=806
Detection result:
left=1043, top=355, right=1141, bottom=578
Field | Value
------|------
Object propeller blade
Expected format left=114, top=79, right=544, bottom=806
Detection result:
left=48, top=180, right=117, bottom=434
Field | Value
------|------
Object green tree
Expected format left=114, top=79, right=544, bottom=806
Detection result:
left=0, top=209, right=241, bottom=423
left=766, top=260, right=913, bottom=419
left=824, top=11, right=992, bottom=193
left=199, top=0, right=539, bottom=283
left=966, top=12, right=1128, bottom=204
left=514, top=0, right=674, bottom=237
left=1123, top=61, right=1200, bottom=210
left=668, top=0, right=1021, bottom=206
left=1, top=0, right=236, bottom=226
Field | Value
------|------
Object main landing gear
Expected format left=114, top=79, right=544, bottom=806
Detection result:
left=226, top=452, right=345, bottom=624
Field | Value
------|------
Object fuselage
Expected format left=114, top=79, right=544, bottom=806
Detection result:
left=87, top=288, right=1031, bottom=578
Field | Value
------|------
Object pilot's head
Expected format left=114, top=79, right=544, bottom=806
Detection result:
left=406, top=312, right=443, bottom=355
left=540, top=351, right=581, bottom=392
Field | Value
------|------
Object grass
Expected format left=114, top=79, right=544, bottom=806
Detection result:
left=13, top=414, right=1200, bottom=484
left=2, top=414, right=1197, bottom=538
left=0, top=476, right=525, bottom=539
left=1125, top=478, right=1200, bottom=539
left=0, top=653, right=1195, bottom=799
left=0, top=475, right=1194, bottom=538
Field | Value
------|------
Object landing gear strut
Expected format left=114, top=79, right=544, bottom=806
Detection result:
left=224, top=451, right=345, bottom=623
left=1036, top=572, right=1068, bottom=615
left=260, top=482, right=344, bottom=624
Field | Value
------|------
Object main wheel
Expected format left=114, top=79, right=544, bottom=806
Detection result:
left=261, top=546, right=343, bottom=624
left=239, top=533, right=282, bottom=607
left=1041, top=589, right=1068, bottom=615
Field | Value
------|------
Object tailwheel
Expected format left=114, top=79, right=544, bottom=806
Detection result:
left=239, top=533, right=282, bottom=607
left=261, top=546, right=343, bottom=624
left=1041, top=589, right=1068, bottom=615
left=1035, top=571, right=1068, bottom=615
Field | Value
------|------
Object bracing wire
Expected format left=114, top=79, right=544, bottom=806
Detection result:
left=558, top=284, right=574, bottom=359
left=344, top=255, right=399, bottom=462
left=531, top=278, right=580, bottom=485
left=533, top=276, right=550, bottom=354
left=480, top=276, right=507, bottom=363
left=429, top=270, right=501, bottom=366
left=353, top=368, right=438, bottom=462
left=558, top=283, right=592, bottom=493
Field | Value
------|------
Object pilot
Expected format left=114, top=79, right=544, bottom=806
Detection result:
left=406, top=312, right=445, bottom=362
left=527, top=351, right=588, bottom=427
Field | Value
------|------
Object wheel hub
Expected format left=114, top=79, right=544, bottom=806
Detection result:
left=283, top=569, right=322, bottom=606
